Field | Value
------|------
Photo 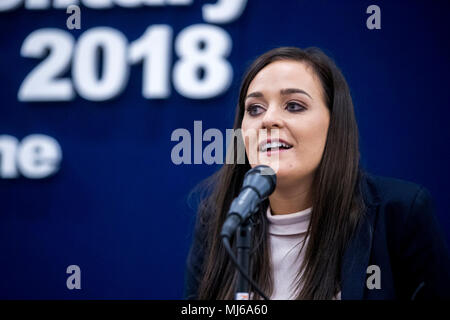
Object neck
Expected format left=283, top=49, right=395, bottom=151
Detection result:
left=268, top=177, right=314, bottom=215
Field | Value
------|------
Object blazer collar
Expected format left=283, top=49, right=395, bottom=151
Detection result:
left=341, top=171, right=381, bottom=300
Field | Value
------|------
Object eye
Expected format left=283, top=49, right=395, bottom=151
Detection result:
left=286, top=101, right=306, bottom=112
left=246, top=104, right=265, bottom=116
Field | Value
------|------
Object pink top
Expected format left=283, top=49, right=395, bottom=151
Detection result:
left=266, top=205, right=341, bottom=300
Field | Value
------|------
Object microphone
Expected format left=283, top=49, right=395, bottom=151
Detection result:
left=220, top=165, right=277, bottom=239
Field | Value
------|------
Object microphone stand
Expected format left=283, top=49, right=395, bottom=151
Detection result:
left=235, top=219, right=253, bottom=300
left=221, top=165, right=275, bottom=301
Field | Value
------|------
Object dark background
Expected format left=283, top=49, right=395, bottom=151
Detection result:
left=0, top=0, right=449, bottom=299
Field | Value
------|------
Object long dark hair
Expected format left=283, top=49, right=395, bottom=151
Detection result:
left=192, top=46, right=366, bottom=299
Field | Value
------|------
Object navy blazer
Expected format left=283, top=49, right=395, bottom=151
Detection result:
left=184, top=172, right=450, bottom=300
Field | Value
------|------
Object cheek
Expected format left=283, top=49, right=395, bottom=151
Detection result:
left=308, top=121, right=329, bottom=159
left=291, top=116, right=329, bottom=160
left=241, top=118, right=258, bottom=150
left=240, top=123, right=249, bottom=151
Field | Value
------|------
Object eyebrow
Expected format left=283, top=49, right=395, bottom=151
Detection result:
left=246, top=88, right=313, bottom=100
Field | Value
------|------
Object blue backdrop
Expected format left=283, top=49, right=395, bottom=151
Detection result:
left=0, top=0, right=449, bottom=299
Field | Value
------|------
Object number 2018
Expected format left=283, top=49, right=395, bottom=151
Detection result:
left=18, top=24, right=233, bottom=102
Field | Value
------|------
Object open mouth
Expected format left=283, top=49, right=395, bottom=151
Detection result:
left=259, top=140, right=293, bottom=153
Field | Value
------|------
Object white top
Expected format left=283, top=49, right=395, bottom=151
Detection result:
left=267, top=205, right=341, bottom=300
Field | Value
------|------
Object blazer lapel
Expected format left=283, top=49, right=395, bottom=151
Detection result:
left=341, top=172, right=380, bottom=300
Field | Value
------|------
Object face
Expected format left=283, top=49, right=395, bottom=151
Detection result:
left=241, top=60, right=330, bottom=186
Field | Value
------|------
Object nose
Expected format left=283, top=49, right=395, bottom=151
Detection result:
left=261, top=105, right=283, bottom=129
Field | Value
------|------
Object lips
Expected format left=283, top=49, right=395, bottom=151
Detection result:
left=258, top=139, right=293, bottom=153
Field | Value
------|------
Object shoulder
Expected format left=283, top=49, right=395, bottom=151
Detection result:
left=361, top=172, right=447, bottom=265
left=361, top=171, right=432, bottom=213
left=361, top=172, right=450, bottom=299
left=359, top=171, right=437, bottom=240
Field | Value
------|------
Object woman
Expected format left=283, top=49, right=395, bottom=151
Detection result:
left=183, top=47, right=450, bottom=300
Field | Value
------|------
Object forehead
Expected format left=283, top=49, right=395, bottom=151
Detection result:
left=247, top=60, right=321, bottom=96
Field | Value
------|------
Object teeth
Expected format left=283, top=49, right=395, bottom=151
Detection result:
left=260, top=141, right=292, bottom=152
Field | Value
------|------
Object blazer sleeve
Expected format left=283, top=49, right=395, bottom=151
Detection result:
left=396, top=186, right=450, bottom=299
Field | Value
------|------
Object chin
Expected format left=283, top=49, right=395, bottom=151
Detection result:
left=273, top=169, right=292, bottom=180
left=266, top=165, right=291, bottom=179
left=274, top=165, right=309, bottom=182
